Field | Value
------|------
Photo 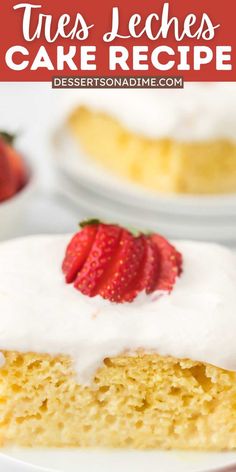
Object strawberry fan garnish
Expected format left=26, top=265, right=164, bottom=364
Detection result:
left=62, top=220, right=182, bottom=303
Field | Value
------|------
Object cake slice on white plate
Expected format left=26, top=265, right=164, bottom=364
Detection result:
left=67, top=83, right=236, bottom=194
left=0, top=220, right=236, bottom=449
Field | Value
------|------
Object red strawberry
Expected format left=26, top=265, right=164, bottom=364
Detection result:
left=74, top=223, right=122, bottom=296
left=98, top=231, right=145, bottom=302
left=151, top=234, right=182, bottom=291
left=0, top=139, right=17, bottom=202
left=124, top=237, right=160, bottom=302
left=62, top=223, right=98, bottom=283
left=62, top=221, right=182, bottom=303
left=7, top=146, right=28, bottom=191
left=0, top=133, right=28, bottom=203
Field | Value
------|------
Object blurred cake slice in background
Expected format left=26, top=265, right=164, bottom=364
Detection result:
left=67, top=83, right=236, bottom=194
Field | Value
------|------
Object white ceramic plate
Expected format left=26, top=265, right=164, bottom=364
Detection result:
left=53, top=127, right=236, bottom=245
left=53, top=127, right=236, bottom=216
left=1, top=449, right=236, bottom=472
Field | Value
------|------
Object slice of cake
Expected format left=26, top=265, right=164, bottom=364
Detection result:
left=67, top=83, right=236, bottom=194
left=0, top=220, right=236, bottom=449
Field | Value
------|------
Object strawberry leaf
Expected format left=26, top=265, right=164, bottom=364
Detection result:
left=79, top=218, right=101, bottom=228
left=0, top=131, right=17, bottom=145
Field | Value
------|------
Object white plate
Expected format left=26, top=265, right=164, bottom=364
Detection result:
left=53, top=127, right=236, bottom=216
left=53, top=127, right=236, bottom=244
left=1, top=449, right=236, bottom=472
left=0, top=163, right=37, bottom=241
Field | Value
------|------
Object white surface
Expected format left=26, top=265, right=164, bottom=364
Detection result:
left=1, top=236, right=236, bottom=383
left=1, top=449, right=236, bottom=472
left=9, top=191, right=82, bottom=238
left=0, top=176, right=37, bottom=241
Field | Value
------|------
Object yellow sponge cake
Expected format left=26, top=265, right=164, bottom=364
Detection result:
left=1, top=352, right=236, bottom=449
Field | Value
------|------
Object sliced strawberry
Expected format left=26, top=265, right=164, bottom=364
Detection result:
left=175, top=250, right=183, bottom=276
left=62, top=224, right=98, bottom=283
left=98, top=230, right=145, bottom=303
left=124, top=237, right=160, bottom=302
left=74, top=223, right=122, bottom=296
left=62, top=222, right=183, bottom=303
left=151, top=234, right=182, bottom=291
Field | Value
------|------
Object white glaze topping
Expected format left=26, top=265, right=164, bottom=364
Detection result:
left=64, top=82, right=236, bottom=142
left=0, top=234, right=235, bottom=384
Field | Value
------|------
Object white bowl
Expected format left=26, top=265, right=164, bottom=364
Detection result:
left=0, top=169, right=36, bottom=241
left=53, top=128, right=236, bottom=246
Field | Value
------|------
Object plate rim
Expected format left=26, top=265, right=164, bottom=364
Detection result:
left=1, top=451, right=236, bottom=472
left=52, top=126, right=236, bottom=217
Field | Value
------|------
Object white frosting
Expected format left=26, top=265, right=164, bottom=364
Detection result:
left=65, top=83, right=236, bottom=141
left=0, top=234, right=236, bottom=384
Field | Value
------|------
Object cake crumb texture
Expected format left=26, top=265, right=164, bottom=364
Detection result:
left=0, top=351, right=236, bottom=449
left=69, top=107, right=236, bottom=194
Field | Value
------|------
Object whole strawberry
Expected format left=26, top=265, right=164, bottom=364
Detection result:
left=62, top=220, right=182, bottom=303
left=0, top=140, right=16, bottom=202
left=0, top=132, right=28, bottom=203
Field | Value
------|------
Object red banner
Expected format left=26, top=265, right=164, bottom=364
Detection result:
left=0, top=0, right=234, bottom=81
